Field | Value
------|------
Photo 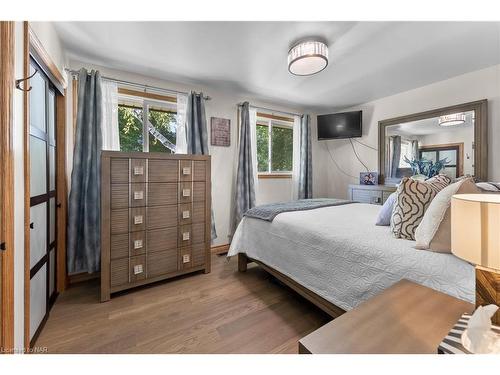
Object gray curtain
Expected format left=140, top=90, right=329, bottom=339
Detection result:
left=298, top=114, right=313, bottom=199
left=186, top=92, right=217, bottom=241
left=232, top=102, right=255, bottom=232
left=390, top=135, right=401, bottom=178
left=411, top=140, right=419, bottom=160
left=67, top=69, right=103, bottom=274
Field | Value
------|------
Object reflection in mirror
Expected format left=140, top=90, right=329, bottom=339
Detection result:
left=385, top=110, right=474, bottom=182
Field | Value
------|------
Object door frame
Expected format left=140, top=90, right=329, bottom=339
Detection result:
left=23, top=21, right=67, bottom=349
left=0, top=21, right=15, bottom=353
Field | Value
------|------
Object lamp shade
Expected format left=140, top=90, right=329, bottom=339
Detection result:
left=451, top=194, right=500, bottom=270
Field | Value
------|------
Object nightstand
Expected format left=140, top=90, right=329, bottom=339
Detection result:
left=348, top=184, right=397, bottom=205
left=298, top=280, right=474, bottom=354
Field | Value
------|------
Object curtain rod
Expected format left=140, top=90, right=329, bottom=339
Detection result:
left=65, top=68, right=211, bottom=101
left=237, top=103, right=302, bottom=118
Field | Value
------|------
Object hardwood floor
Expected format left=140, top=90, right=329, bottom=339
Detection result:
left=35, top=254, right=330, bottom=353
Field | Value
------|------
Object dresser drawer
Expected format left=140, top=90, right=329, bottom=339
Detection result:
left=191, top=242, right=205, bottom=267
left=179, top=246, right=192, bottom=270
left=146, top=205, right=177, bottom=230
left=148, top=183, right=177, bottom=206
left=193, top=182, right=205, bottom=202
left=192, top=222, right=205, bottom=245
left=178, top=203, right=192, bottom=225
left=130, top=159, right=146, bottom=183
left=148, top=159, right=178, bottom=182
left=130, top=183, right=146, bottom=207
left=110, top=258, right=128, bottom=287
left=352, top=189, right=383, bottom=205
left=147, top=250, right=178, bottom=278
left=111, top=184, right=128, bottom=209
left=111, top=158, right=129, bottom=184
left=111, top=209, right=129, bottom=234
left=111, top=233, right=129, bottom=260
left=129, top=231, right=146, bottom=257
left=192, top=201, right=205, bottom=224
left=178, top=224, right=192, bottom=247
left=178, top=182, right=192, bottom=204
left=130, top=255, right=146, bottom=283
left=129, top=207, right=146, bottom=232
left=179, top=160, right=193, bottom=182
left=147, top=227, right=177, bottom=254
left=193, top=161, right=206, bottom=182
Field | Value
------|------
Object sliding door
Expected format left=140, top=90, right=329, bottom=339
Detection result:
left=28, top=58, right=58, bottom=344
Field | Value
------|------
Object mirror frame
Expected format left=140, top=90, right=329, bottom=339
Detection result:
left=378, top=99, right=488, bottom=184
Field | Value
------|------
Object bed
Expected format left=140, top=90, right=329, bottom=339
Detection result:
left=228, top=202, right=474, bottom=316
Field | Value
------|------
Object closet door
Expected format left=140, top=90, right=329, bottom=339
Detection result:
left=29, top=59, right=57, bottom=343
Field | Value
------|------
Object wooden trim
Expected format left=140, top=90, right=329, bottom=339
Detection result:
left=419, top=142, right=464, bottom=177
left=27, top=24, right=66, bottom=92
left=257, top=112, right=294, bottom=123
left=117, top=87, right=177, bottom=103
left=258, top=173, right=292, bottom=179
left=238, top=254, right=345, bottom=318
left=378, top=100, right=488, bottom=183
left=56, top=93, right=67, bottom=292
left=211, top=243, right=230, bottom=255
left=0, top=20, right=15, bottom=353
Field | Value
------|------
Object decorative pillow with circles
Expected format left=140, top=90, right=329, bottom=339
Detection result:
left=390, top=174, right=451, bottom=240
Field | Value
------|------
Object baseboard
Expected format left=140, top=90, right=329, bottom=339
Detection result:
left=211, top=243, right=230, bottom=255
left=68, top=271, right=100, bottom=285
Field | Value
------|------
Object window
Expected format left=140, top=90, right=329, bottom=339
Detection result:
left=256, top=115, right=294, bottom=175
left=419, top=144, right=461, bottom=179
left=118, top=89, right=177, bottom=153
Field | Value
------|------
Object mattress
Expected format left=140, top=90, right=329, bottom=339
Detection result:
left=228, top=203, right=474, bottom=311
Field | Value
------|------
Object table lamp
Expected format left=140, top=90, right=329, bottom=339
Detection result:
left=451, top=194, right=500, bottom=325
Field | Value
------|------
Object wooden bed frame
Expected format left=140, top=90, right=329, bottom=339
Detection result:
left=238, top=253, right=345, bottom=318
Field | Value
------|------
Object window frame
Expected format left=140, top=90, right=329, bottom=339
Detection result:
left=117, top=88, right=178, bottom=153
left=256, top=115, right=294, bottom=178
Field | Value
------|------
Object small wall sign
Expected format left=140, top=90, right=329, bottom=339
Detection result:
left=211, top=117, right=230, bottom=147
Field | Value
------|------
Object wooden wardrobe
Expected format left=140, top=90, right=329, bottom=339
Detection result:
left=100, top=151, right=211, bottom=302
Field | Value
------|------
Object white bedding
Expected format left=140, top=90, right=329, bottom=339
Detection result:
left=228, top=203, right=474, bottom=310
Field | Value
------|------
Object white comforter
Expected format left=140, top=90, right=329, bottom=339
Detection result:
left=228, top=203, right=474, bottom=310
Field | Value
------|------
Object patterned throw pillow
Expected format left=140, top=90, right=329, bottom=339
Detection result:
left=390, top=174, right=451, bottom=240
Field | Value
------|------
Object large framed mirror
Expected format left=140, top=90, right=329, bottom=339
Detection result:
left=378, top=100, right=488, bottom=185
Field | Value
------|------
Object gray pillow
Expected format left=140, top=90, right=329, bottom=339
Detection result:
left=375, top=192, right=396, bottom=226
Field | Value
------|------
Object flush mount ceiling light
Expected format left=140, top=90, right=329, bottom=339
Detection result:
left=288, top=40, right=328, bottom=76
left=438, top=113, right=466, bottom=127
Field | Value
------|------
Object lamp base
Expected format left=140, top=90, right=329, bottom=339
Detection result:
left=476, top=266, right=500, bottom=325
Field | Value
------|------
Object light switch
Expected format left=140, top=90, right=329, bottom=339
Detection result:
left=134, top=191, right=143, bottom=200
left=134, top=215, right=143, bottom=225
left=134, top=239, right=143, bottom=249
left=133, top=264, right=143, bottom=275
left=183, top=232, right=190, bottom=241
left=182, top=189, right=191, bottom=197
left=183, top=167, right=191, bottom=175
left=133, top=166, right=144, bottom=175
left=182, top=210, right=190, bottom=219
left=182, top=254, right=190, bottom=263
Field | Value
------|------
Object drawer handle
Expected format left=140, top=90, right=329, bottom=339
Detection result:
left=182, top=254, right=190, bottom=263
left=182, top=232, right=190, bottom=241
left=133, top=191, right=144, bottom=200
left=133, top=166, right=144, bottom=175
left=183, top=167, right=191, bottom=175
left=134, top=215, right=143, bottom=225
left=182, top=210, right=190, bottom=219
left=133, top=264, right=144, bottom=275
left=182, top=189, right=191, bottom=197
left=134, top=239, right=143, bottom=249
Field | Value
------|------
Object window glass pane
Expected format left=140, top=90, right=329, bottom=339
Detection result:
left=30, top=67, right=46, bottom=132
left=439, top=149, right=457, bottom=165
left=420, top=151, right=436, bottom=163
left=49, top=145, right=55, bottom=191
left=118, top=105, right=144, bottom=152
left=49, top=197, right=56, bottom=244
left=271, top=125, right=293, bottom=172
left=256, top=124, right=269, bottom=172
left=442, top=166, right=457, bottom=179
left=48, top=90, right=55, bottom=145
left=30, top=202, right=47, bottom=268
left=30, top=135, right=47, bottom=197
left=148, top=107, right=177, bottom=153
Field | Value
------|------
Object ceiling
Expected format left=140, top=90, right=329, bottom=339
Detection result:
left=52, top=22, right=500, bottom=112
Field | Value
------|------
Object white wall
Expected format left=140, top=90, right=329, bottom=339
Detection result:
left=29, top=22, right=67, bottom=75
left=66, top=59, right=308, bottom=247
left=317, top=64, right=500, bottom=199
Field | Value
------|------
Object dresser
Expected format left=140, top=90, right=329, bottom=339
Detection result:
left=100, top=151, right=211, bottom=302
left=347, top=184, right=397, bottom=205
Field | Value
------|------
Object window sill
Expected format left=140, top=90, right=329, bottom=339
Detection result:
left=258, top=174, right=292, bottom=179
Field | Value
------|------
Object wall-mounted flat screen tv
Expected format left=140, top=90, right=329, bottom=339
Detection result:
left=317, top=110, right=362, bottom=140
